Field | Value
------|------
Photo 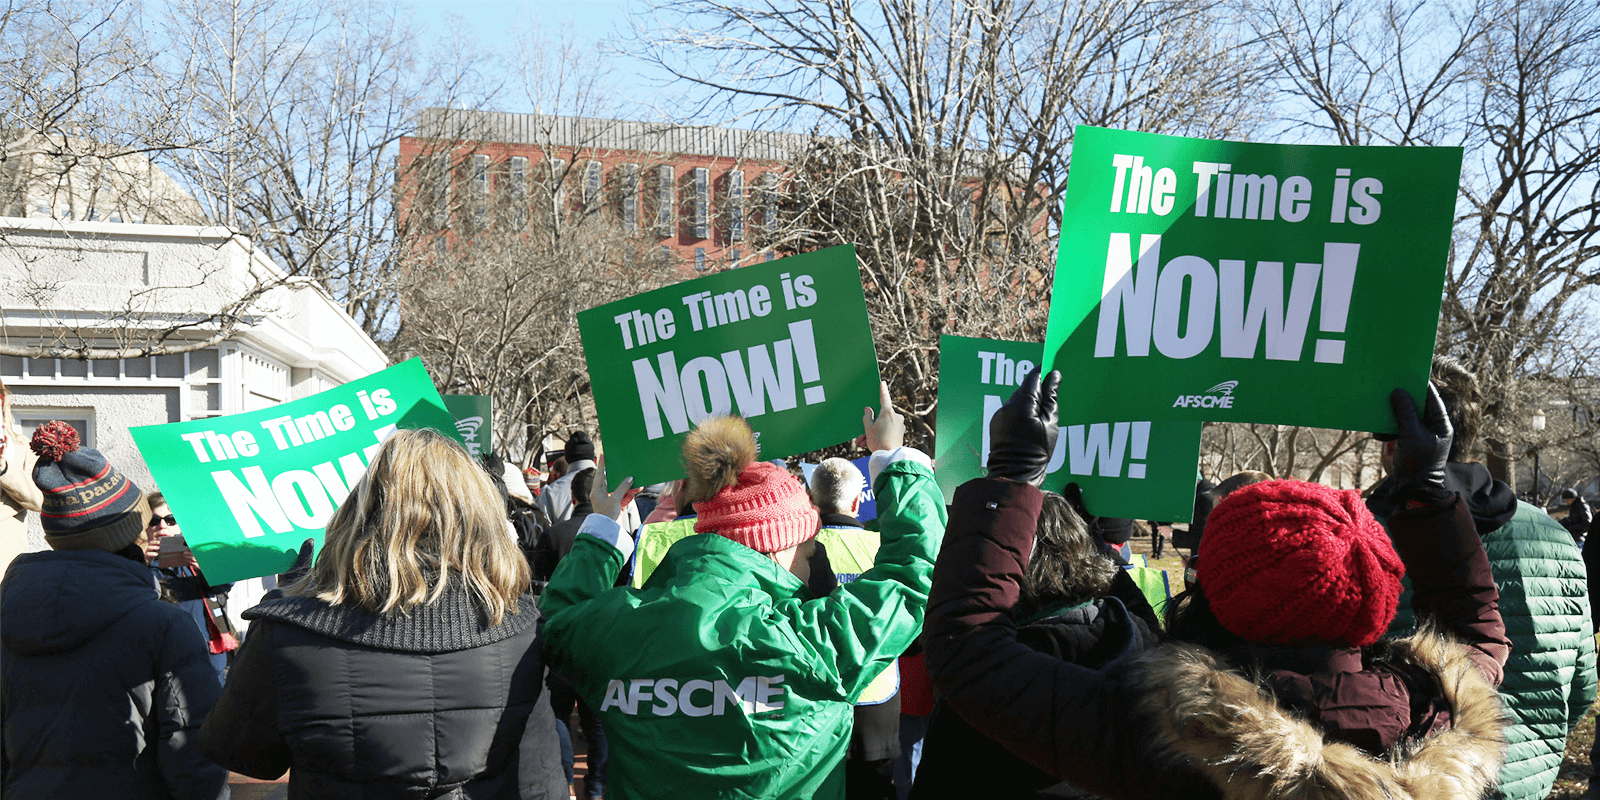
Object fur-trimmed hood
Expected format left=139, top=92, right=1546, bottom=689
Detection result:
left=1131, top=628, right=1507, bottom=800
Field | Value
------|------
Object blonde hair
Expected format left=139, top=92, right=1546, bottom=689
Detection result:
left=289, top=428, right=530, bottom=625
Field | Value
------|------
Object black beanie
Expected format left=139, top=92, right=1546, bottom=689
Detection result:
left=1094, top=517, right=1136, bottom=546
left=564, top=431, right=596, bottom=462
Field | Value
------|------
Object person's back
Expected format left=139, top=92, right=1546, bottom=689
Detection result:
left=542, top=401, right=944, bottom=800
left=542, top=433, right=597, bottom=524
left=206, top=586, right=554, bottom=798
left=1, top=422, right=228, bottom=800
left=1486, top=500, right=1597, bottom=798
left=1563, top=489, right=1594, bottom=542
left=533, top=468, right=598, bottom=583
left=913, top=490, right=1161, bottom=800
left=1386, top=478, right=1597, bottom=800
left=198, top=428, right=564, bottom=800
left=1373, top=357, right=1595, bottom=800
left=924, top=373, right=1509, bottom=800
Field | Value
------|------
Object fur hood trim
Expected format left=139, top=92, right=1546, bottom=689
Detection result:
left=681, top=416, right=757, bottom=507
left=1132, top=628, right=1506, bottom=800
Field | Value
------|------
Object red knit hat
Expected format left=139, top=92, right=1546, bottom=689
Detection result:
left=1198, top=479, right=1404, bottom=647
left=693, top=461, right=820, bottom=554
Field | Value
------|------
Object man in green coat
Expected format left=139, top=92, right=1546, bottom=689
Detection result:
left=1371, top=357, right=1596, bottom=800
left=541, top=385, right=944, bottom=800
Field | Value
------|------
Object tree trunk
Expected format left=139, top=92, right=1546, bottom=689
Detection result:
left=1483, top=437, right=1515, bottom=487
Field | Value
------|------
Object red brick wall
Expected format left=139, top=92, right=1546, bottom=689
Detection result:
left=395, top=136, right=790, bottom=276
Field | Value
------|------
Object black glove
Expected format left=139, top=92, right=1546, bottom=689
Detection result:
left=277, top=538, right=317, bottom=586
left=987, top=368, right=1061, bottom=486
left=1372, top=385, right=1454, bottom=514
left=1390, top=385, right=1451, bottom=490
left=1063, top=481, right=1134, bottom=564
left=1061, top=481, right=1091, bottom=521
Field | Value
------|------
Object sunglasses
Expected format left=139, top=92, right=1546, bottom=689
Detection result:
left=148, top=515, right=177, bottom=529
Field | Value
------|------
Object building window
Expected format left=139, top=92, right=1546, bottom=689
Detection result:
left=12, top=411, right=94, bottom=449
left=430, top=154, right=450, bottom=229
left=760, top=173, right=779, bottom=236
left=656, top=165, right=675, bottom=237
left=695, top=247, right=706, bottom=271
left=728, top=169, right=745, bottom=242
left=547, top=158, right=567, bottom=214
left=692, top=167, right=710, bottom=239
left=620, top=163, right=639, bottom=232
left=470, top=154, right=491, bottom=229
left=986, top=197, right=1006, bottom=253
left=730, top=247, right=741, bottom=265
left=508, top=156, right=529, bottom=229
left=958, top=188, right=974, bottom=239
left=471, top=154, right=490, bottom=193
left=583, top=160, right=603, bottom=212
left=765, top=250, right=776, bottom=262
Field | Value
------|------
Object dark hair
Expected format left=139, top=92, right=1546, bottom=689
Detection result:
left=1165, top=584, right=1246, bottom=654
left=1020, top=492, right=1118, bottom=616
left=1215, top=470, right=1271, bottom=499
left=571, top=468, right=598, bottom=507
left=481, top=453, right=509, bottom=505
left=1430, top=355, right=1480, bottom=462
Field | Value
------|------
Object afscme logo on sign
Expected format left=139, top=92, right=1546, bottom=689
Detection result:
left=1172, top=381, right=1239, bottom=408
left=599, top=675, right=787, bottom=717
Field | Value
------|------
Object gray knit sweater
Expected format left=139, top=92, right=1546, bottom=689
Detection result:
left=244, top=584, right=540, bottom=654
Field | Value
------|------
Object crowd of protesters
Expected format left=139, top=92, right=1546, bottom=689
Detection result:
left=3, top=358, right=1600, bottom=800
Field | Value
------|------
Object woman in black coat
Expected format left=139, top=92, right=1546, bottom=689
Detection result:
left=199, top=428, right=565, bottom=799
left=924, top=373, right=1509, bottom=800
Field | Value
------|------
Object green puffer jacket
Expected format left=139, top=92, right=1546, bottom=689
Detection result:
left=1384, top=468, right=1596, bottom=800
left=541, top=455, right=945, bottom=800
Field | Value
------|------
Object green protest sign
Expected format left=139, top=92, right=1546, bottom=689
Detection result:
left=578, top=245, right=879, bottom=488
left=444, top=395, right=493, bottom=458
left=1043, top=126, right=1461, bottom=432
left=130, top=358, right=462, bottom=584
left=935, top=336, right=1202, bottom=521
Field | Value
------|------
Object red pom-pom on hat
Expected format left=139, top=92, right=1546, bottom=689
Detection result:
left=30, top=421, right=81, bottom=462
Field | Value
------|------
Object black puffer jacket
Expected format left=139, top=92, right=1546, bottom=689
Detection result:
left=198, top=586, right=565, bottom=800
left=911, top=588, right=1159, bottom=800
left=1, top=549, right=229, bottom=800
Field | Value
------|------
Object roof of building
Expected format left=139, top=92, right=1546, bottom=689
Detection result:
left=419, top=108, right=812, bottom=163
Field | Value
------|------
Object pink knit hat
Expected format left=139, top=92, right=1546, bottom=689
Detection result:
left=693, top=461, right=819, bottom=554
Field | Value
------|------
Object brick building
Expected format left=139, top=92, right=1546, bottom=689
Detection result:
left=396, top=110, right=816, bottom=274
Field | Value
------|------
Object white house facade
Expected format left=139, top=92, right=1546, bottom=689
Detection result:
left=2, top=217, right=387, bottom=626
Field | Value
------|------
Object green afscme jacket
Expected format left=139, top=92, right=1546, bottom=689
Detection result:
left=540, top=452, right=945, bottom=800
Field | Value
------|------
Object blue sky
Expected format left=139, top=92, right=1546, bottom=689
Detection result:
left=405, top=0, right=672, bottom=115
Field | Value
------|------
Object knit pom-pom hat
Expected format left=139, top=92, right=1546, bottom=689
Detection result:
left=1198, top=479, right=1404, bottom=648
left=683, top=416, right=817, bottom=554
left=694, top=461, right=819, bottom=554
left=681, top=416, right=760, bottom=507
left=30, top=421, right=149, bottom=552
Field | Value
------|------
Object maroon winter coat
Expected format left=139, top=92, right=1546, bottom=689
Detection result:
left=923, top=478, right=1510, bottom=800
